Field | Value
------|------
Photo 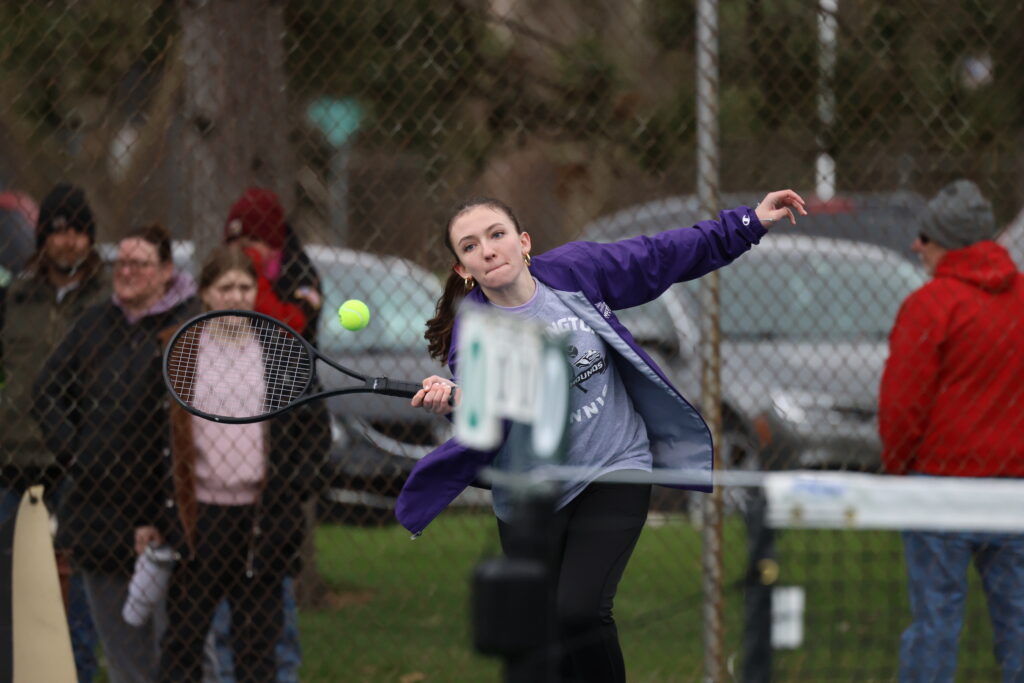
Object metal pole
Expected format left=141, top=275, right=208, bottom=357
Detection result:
left=816, top=0, right=838, bottom=200
left=696, top=1, right=724, bottom=682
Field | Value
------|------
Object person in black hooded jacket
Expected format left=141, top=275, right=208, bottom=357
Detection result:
left=33, top=223, right=196, bottom=683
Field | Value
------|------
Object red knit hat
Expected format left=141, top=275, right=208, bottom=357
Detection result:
left=224, top=187, right=286, bottom=250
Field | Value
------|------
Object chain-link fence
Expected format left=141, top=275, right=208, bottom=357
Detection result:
left=1, top=1, right=1023, bottom=681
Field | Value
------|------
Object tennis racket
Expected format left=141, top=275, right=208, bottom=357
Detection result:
left=163, top=309, right=431, bottom=424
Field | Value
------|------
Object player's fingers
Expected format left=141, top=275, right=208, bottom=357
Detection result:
left=420, top=384, right=441, bottom=412
left=760, top=189, right=806, bottom=212
left=757, top=190, right=806, bottom=227
left=428, top=384, right=456, bottom=415
left=782, top=191, right=807, bottom=216
left=414, top=376, right=443, bottom=407
left=411, top=388, right=429, bottom=408
left=773, top=189, right=805, bottom=209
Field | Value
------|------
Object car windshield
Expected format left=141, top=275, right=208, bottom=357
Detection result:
left=716, top=251, right=926, bottom=341
left=316, top=260, right=438, bottom=354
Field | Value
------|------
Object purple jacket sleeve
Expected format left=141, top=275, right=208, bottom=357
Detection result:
left=394, top=432, right=510, bottom=536
left=542, top=206, right=766, bottom=310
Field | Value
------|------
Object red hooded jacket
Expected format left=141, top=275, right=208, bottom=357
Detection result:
left=879, top=241, right=1024, bottom=476
left=241, top=246, right=307, bottom=332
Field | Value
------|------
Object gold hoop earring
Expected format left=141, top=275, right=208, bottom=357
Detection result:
left=464, top=277, right=475, bottom=290
left=523, top=252, right=532, bottom=266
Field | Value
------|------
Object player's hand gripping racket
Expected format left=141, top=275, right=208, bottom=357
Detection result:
left=163, top=309, right=429, bottom=424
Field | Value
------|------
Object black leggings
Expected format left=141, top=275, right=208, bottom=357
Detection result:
left=159, top=504, right=283, bottom=683
left=497, top=480, right=652, bottom=683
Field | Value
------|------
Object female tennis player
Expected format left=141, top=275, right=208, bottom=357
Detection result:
left=398, top=190, right=805, bottom=682
left=144, top=246, right=329, bottom=682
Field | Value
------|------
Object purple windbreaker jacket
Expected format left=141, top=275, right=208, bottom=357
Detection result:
left=395, top=206, right=768, bottom=535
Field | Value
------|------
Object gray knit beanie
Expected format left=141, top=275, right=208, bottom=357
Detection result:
left=917, top=180, right=997, bottom=249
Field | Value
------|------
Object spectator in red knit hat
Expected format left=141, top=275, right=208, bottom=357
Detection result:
left=223, top=187, right=322, bottom=337
left=224, top=187, right=287, bottom=251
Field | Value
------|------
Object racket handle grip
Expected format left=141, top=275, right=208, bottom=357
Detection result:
left=370, top=378, right=457, bottom=406
left=370, top=378, right=423, bottom=399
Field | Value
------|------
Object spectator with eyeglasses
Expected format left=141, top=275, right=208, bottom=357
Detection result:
left=33, top=222, right=199, bottom=683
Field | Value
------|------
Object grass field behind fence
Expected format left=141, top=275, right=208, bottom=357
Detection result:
left=302, top=511, right=748, bottom=683
left=302, top=512, right=1004, bottom=683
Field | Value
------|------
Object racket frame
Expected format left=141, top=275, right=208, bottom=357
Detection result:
left=163, top=309, right=426, bottom=424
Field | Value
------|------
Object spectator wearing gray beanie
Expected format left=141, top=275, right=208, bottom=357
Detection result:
left=881, top=175, right=1024, bottom=681
left=916, top=179, right=998, bottom=250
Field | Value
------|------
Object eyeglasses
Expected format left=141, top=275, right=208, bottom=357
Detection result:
left=113, top=259, right=158, bottom=272
left=918, top=233, right=930, bottom=245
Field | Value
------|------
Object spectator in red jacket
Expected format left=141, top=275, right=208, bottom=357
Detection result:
left=222, top=187, right=322, bottom=336
left=879, top=179, right=1024, bottom=682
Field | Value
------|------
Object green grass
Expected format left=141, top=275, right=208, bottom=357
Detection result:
left=302, top=511, right=749, bottom=683
left=301, top=513, right=1006, bottom=682
left=772, top=529, right=1001, bottom=682
left=301, top=512, right=503, bottom=682
left=86, top=511, right=1006, bottom=681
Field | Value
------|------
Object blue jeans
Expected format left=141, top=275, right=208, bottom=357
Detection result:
left=900, top=530, right=1024, bottom=683
left=0, top=487, right=20, bottom=523
left=67, top=571, right=99, bottom=683
left=0, top=486, right=98, bottom=683
left=212, top=575, right=301, bottom=683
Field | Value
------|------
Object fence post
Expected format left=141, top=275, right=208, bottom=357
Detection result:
left=696, top=0, right=724, bottom=681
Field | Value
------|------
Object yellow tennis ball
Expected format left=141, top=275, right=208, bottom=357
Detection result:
left=338, top=299, right=370, bottom=331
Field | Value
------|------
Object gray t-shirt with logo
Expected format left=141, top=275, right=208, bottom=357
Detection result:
left=490, top=279, right=652, bottom=520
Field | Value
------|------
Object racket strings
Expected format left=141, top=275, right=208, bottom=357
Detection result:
left=167, top=314, right=313, bottom=419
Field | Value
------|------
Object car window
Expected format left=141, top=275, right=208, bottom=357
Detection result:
left=615, top=301, right=676, bottom=346
left=717, top=252, right=925, bottom=341
left=316, top=260, right=438, bottom=354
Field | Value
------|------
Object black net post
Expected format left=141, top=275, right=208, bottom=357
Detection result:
left=742, top=486, right=776, bottom=683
